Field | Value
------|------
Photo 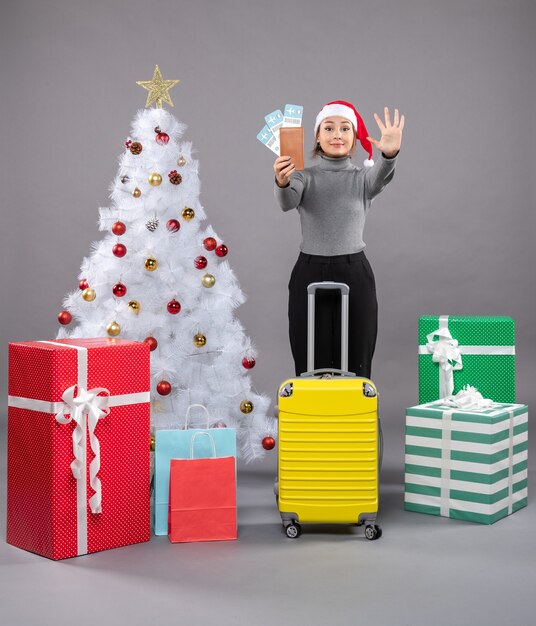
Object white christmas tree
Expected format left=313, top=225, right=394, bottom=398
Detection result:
left=57, top=66, right=275, bottom=461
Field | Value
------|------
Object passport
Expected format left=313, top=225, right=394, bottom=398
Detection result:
left=279, top=127, right=304, bottom=170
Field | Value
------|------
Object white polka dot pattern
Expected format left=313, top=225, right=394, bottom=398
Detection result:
left=7, top=339, right=151, bottom=560
left=418, top=317, right=516, bottom=404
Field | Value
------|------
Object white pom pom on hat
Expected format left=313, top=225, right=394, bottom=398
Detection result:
left=315, top=100, right=374, bottom=167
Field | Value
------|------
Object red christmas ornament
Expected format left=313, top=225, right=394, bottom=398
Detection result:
left=124, top=139, right=132, bottom=149
left=112, top=243, right=127, bottom=258
left=112, top=282, right=127, bottom=297
left=79, top=279, right=89, bottom=290
left=215, top=244, right=228, bottom=258
left=203, top=237, right=217, bottom=251
left=144, top=336, right=158, bottom=351
left=112, top=221, right=126, bottom=236
left=167, top=299, right=181, bottom=314
left=57, top=310, right=72, bottom=325
left=262, top=436, right=276, bottom=451
left=242, top=356, right=256, bottom=369
left=156, top=131, right=170, bottom=145
left=156, top=380, right=172, bottom=396
left=194, top=255, right=208, bottom=270
left=166, top=219, right=181, bottom=233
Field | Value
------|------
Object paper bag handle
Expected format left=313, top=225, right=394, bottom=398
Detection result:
left=190, top=431, right=217, bottom=459
left=185, top=404, right=211, bottom=430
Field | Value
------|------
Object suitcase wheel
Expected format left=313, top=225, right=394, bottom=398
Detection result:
left=285, top=522, right=302, bottom=539
left=364, top=524, right=382, bottom=541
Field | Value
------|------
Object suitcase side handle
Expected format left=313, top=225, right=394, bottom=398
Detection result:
left=306, top=282, right=350, bottom=373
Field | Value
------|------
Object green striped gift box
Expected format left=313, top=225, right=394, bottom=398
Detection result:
left=418, top=316, right=515, bottom=404
left=405, top=401, right=528, bottom=524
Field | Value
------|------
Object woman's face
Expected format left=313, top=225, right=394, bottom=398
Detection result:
left=317, top=116, right=356, bottom=158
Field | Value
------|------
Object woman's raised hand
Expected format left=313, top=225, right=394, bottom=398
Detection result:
left=367, top=107, right=405, bottom=158
left=274, top=156, right=295, bottom=188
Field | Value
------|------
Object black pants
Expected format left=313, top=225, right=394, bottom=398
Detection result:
left=288, top=251, right=378, bottom=377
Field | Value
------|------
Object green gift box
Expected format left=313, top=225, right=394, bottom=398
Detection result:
left=405, top=400, right=528, bottom=524
left=418, top=316, right=515, bottom=404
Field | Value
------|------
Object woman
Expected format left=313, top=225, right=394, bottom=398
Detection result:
left=274, top=100, right=404, bottom=377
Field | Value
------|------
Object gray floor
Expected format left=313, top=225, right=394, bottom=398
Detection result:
left=1, top=417, right=535, bottom=626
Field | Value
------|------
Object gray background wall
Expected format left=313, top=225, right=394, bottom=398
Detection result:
left=1, top=3, right=536, bottom=625
left=1, top=0, right=535, bottom=475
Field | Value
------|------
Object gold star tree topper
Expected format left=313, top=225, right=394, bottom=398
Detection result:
left=136, top=65, right=180, bottom=109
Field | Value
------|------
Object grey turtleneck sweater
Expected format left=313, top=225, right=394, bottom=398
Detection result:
left=274, top=154, right=397, bottom=256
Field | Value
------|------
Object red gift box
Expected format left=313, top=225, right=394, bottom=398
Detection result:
left=7, top=338, right=151, bottom=560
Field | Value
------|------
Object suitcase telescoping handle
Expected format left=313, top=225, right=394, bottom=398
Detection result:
left=306, top=282, right=350, bottom=375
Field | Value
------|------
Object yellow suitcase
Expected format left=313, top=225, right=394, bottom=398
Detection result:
left=277, top=282, right=382, bottom=540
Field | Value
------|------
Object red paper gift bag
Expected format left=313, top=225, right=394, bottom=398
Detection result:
left=7, top=338, right=151, bottom=560
left=168, top=432, right=237, bottom=543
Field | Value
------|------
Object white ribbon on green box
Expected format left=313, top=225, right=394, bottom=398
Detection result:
left=440, top=409, right=453, bottom=517
left=7, top=340, right=150, bottom=555
left=439, top=387, right=515, bottom=518
left=507, top=408, right=515, bottom=515
left=418, top=315, right=516, bottom=400
left=424, top=324, right=463, bottom=398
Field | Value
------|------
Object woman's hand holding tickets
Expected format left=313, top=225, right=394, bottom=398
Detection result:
left=274, top=156, right=295, bottom=188
left=367, top=107, right=405, bottom=158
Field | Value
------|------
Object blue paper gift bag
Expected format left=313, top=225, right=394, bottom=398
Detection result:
left=154, top=405, right=237, bottom=536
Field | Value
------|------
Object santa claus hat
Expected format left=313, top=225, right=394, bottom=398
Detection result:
left=314, top=100, right=374, bottom=167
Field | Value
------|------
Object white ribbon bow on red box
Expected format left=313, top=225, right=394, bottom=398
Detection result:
left=55, top=384, right=111, bottom=514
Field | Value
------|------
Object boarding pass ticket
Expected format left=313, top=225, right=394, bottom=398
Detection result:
left=257, top=125, right=280, bottom=155
left=283, top=104, right=303, bottom=127
left=257, top=104, right=303, bottom=155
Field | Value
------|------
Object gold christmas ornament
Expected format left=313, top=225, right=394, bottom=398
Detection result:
left=132, top=187, right=142, bottom=198
left=128, top=300, right=141, bottom=314
left=82, top=288, right=96, bottom=302
left=106, top=321, right=121, bottom=337
left=182, top=207, right=195, bottom=221
left=144, top=257, right=158, bottom=271
left=177, top=155, right=187, bottom=167
left=240, top=400, right=254, bottom=414
left=136, top=64, right=180, bottom=109
left=150, top=435, right=155, bottom=452
left=148, top=172, right=162, bottom=186
left=193, top=333, right=207, bottom=348
left=201, top=273, right=216, bottom=288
